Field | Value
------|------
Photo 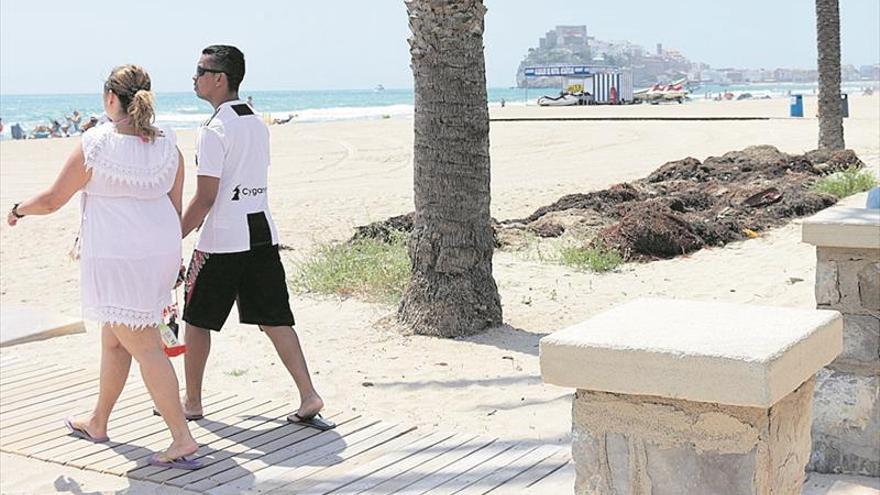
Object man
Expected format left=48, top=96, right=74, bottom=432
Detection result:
left=179, top=45, right=332, bottom=430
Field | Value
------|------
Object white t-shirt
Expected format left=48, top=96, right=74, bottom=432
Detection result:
left=195, top=100, right=279, bottom=253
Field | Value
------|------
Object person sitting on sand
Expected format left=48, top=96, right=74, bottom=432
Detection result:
left=178, top=44, right=332, bottom=431
left=80, top=115, right=100, bottom=133
left=6, top=64, right=202, bottom=471
left=30, top=124, right=51, bottom=139
left=50, top=119, right=63, bottom=138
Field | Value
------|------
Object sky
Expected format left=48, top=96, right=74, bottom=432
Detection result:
left=1, top=0, right=878, bottom=95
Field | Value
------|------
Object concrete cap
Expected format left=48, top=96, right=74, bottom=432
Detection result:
left=0, top=305, right=85, bottom=348
left=802, top=207, right=880, bottom=250
left=540, top=298, right=842, bottom=407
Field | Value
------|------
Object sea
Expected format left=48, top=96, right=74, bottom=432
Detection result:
left=0, top=81, right=876, bottom=140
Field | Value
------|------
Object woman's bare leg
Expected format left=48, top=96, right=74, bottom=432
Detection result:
left=67, top=324, right=131, bottom=439
left=111, top=324, right=197, bottom=458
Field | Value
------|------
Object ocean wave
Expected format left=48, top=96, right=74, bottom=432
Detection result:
left=274, top=104, right=415, bottom=123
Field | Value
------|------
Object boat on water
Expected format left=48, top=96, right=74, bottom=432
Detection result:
left=633, top=78, right=689, bottom=104
left=375, top=84, right=385, bottom=92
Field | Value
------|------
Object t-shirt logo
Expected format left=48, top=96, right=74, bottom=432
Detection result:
left=232, top=185, right=241, bottom=201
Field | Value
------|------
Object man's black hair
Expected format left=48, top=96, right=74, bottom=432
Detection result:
left=202, top=45, right=245, bottom=92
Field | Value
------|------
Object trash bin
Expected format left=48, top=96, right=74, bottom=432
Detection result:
left=790, top=94, right=804, bottom=117
left=840, top=93, right=849, bottom=118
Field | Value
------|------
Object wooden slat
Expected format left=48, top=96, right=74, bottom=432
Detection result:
left=364, top=436, right=497, bottom=495
left=454, top=444, right=553, bottom=495
left=297, top=431, right=462, bottom=495
left=193, top=421, right=413, bottom=493
left=0, top=359, right=574, bottom=495
left=0, top=370, right=95, bottom=404
left=0, top=363, right=63, bottom=381
left=1, top=386, right=152, bottom=448
left=55, top=393, right=236, bottom=466
left=21, top=391, right=226, bottom=461
left=171, top=413, right=365, bottom=490
left=0, top=386, right=101, bottom=430
left=526, top=459, right=574, bottom=494
left=0, top=362, right=58, bottom=381
left=126, top=401, right=295, bottom=482
left=1, top=380, right=98, bottom=415
left=87, top=397, right=265, bottom=473
left=0, top=354, right=19, bottom=366
left=0, top=372, right=94, bottom=405
left=0, top=382, right=146, bottom=440
left=485, top=450, right=569, bottom=495
left=0, top=379, right=101, bottom=417
left=423, top=442, right=543, bottom=495
left=257, top=426, right=432, bottom=495
left=392, top=438, right=512, bottom=495
left=418, top=441, right=513, bottom=495
left=0, top=366, right=72, bottom=388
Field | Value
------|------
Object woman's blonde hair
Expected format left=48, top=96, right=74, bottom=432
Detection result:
left=104, top=65, right=157, bottom=142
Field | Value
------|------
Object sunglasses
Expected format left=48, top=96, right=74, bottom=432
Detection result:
left=195, top=66, right=226, bottom=77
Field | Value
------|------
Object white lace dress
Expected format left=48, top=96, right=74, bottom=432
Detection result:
left=79, top=123, right=181, bottom=329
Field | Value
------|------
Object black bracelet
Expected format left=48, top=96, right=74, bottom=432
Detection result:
left=11, top=203, right=24, bottom=219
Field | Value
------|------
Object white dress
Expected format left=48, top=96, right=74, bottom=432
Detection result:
left=79, top=123, right=181, bottom=329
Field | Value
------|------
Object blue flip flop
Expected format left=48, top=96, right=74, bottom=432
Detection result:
left=148, top=452, right=202, bottom=470
left=287, top=412, right=336, bottom=431
left=64, top=417, right=109, bottom=443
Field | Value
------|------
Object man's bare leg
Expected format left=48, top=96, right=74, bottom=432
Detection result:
left=182, top=323, right=212, bottom=416
left=261, top=325, right=323, bottom=417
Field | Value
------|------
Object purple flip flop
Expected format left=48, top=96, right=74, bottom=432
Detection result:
left=148, top=452, right=203, bottom=470
left=63, top=417, right=109, bottom=443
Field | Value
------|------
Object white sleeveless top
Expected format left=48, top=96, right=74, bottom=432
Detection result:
left=78, top=123, right=182, bottom=329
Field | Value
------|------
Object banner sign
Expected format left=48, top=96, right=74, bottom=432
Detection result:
left=523, top=66, right=594, bottom=77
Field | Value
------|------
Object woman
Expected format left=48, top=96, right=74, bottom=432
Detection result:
left=7, top=65, right=201, bottom=470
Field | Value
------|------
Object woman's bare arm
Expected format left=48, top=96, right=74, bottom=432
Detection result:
left=7, top=143, right=91, bottom=226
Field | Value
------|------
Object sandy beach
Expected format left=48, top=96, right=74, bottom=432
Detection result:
left=1, top=95, right=879, bottom=491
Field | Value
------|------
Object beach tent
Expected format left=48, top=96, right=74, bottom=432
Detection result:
left=523, top=65, right=634, bottom=104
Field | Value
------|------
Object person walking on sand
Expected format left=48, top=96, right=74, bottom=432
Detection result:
left=179, top=45, right=332, bottom=430
left=6, top=65, right=202, bottom=470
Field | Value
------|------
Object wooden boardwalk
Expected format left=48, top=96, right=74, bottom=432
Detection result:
left=0, top=355, right=572, bottom=494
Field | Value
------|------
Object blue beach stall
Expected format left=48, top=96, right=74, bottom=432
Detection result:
left=790, top=94, right=804, bottom=117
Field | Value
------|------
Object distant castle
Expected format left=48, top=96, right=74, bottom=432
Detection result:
left=517, top=25, right=691, bottom=88
left=518, top=25, right=879, bottom=89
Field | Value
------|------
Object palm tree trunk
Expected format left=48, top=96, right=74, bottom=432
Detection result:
left=816, top=0, right=845, bottom=150
left=398, top=0, right=502, bottom=337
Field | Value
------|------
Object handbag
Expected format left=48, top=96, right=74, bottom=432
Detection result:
left=68, top=193, right=86, bottom=261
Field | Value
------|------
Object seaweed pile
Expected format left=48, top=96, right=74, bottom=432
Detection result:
left=352, top=146, right=863, bottom=260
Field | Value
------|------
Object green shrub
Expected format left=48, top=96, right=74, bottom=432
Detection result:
left=292, top=233, right=411, bottom=305
left=558, top=244, right=624, bottom=272
left=814, top=167, right=877, bottom=198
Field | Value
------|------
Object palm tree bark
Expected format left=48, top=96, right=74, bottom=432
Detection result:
left=816, top=0, right=845, bottom=150
left=398, top=0, right=502, bottom=337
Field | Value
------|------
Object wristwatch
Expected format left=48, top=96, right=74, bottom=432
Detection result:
left=10, top=203, right=24, bottom=219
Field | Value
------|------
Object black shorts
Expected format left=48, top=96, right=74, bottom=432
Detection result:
left=182, top=244, right=295, bottom=331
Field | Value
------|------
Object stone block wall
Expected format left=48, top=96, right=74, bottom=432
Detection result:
left=810, top=246, right=880, bottom=476
left=571, top=379, right=815, bottom=495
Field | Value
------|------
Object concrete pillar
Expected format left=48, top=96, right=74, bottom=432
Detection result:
left=540, top=298, right=842, bottom=494
left=803, top=206, right=880, bottom=476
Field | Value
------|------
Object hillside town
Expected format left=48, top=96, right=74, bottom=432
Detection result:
left=517, top=24, right=880, bottom=87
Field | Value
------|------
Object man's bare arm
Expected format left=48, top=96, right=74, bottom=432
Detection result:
left=181, top=175, right=220, bottom=238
